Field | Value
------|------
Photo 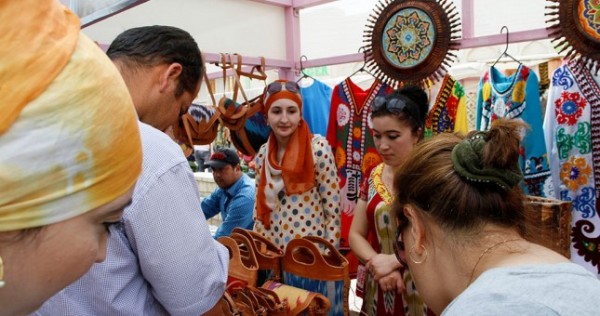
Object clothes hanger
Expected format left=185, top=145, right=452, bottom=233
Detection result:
left=491, top=26, right=522, bottom=68
left=348, top=46, right=376, bottom=79
left=296, top=55, right=317, bottom=84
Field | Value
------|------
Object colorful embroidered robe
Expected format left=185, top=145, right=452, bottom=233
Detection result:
left=544, top=60, right=600, bottom=277
left=424, top=74, right=469, bottom=138
left=326, top=78, right=391, bottom=250
left=476, top=64, right=552, bottom=197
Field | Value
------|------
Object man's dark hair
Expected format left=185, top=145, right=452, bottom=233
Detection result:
left=107, top=25, right=203, bottom=97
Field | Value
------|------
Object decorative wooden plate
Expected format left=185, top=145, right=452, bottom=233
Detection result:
left=364, top=0, right=461, bottom=86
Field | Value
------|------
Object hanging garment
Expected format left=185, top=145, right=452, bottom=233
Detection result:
left=544, top=60, right=600, bottom=277
left=424, top=74, right=469, bottom=139
left=300, top=78, right=333, bottom=137
left=476, top=64, right=552, bottom=197
left=326, top=78, right=392, bottom=250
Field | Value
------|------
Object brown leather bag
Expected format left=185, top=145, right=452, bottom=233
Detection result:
left=214, top=53, right=270, bottom=156
left=202, top=291, right=241, bottom=316
left=218, top=236, right=259, bottom=289
left=231, top=228, right=284, bottom=282
left=172, top=54, right=221, bottom=153
left=282, top=237, right=350, bottom=316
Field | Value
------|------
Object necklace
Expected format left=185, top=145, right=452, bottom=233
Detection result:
left=467, top=238, right=520, bottom=286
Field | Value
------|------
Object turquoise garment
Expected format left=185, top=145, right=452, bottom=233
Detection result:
left=300, top=78, right=332, bottom=137
left=476, top=65, right=552, bottom=197
left=202, top=173, right=255, bottom=238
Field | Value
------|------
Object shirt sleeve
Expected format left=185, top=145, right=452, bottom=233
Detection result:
left=214, top=194, right=255, bottom=239
left=314, top=137, right=341, bottom=248
left=201, top=188, right=221, bottom=220
left=124, top=162, right=229, bottom=315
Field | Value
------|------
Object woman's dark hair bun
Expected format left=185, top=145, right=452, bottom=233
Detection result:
left=399, top=85, right=428, bottom=126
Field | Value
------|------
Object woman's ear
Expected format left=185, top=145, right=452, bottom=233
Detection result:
left=159, top=63, right=183, bottom=93
left=403, top=205, right=427, bottom=255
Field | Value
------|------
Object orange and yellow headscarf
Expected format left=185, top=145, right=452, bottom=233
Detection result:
left=0, top=0, right=142, bottom=231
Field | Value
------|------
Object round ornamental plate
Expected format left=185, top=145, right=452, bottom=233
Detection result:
left=381, top=8, right=436, bottom=69
left=547, top=0, right=600, bottom=70
left=365, top=0, right=460, bottom=86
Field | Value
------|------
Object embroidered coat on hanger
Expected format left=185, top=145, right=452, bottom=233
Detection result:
left=424, top=74, right=469, bottom=138
left=476, top=64, right=552, bottom=197
left=544, top=60, right=600, bottom=277
left=326, top=78, right=391, bottom=250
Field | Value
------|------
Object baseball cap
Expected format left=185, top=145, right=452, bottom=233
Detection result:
left=204, top=148, right=240, bottom=169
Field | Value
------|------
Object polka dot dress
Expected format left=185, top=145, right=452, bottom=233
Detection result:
left=254, top=135, right=341, bottom=250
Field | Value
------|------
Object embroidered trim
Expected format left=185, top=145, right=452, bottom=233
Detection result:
left=569, top=60, right=600, bottom=199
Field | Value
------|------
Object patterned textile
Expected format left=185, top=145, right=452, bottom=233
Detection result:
left=382, top=8, right=435, bottom=68
left=262, top=281, right=331, bottom=315
left=476, top=65, right=552, bottom=197
left=254, top=135, right=341, bottom=249
left=0, top=0, right=141, bottom=231
left=283, top=273, right=344, bottom=316
left=544, top=60, right=600, bottom=277
left=424, top=74, right=469, bottom=139
left=300, top=78, right=333, bottom=137
left=357, top=164, right=429, bottom=316
left=326, top=78, right=391, bottom=250
left=36, top=123, right=229, bottom=315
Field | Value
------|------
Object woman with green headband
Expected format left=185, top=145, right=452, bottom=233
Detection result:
left=393, top=119, right=600, bottom=315
left=0, top=1, right=142, bottom=315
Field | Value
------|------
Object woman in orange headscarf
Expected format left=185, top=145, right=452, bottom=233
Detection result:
left=254, top=80, right=341, bottom=249
left=0, top=1, right=141, bottom=315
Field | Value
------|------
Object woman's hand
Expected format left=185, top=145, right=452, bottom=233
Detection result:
left=366, top=253, right=402, bottom=281
left=378, top=270, right=405, bottom=294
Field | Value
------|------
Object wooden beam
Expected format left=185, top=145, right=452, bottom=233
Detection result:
left=292, top=0, right=339, bottom=10
left=245, top=0, right=292, bottom=7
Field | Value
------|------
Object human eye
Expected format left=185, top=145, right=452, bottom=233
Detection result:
left=373, top=133, right=382, bottom=140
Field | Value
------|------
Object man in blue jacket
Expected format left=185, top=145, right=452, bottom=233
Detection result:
left=202, top=148, right=255, bottom=238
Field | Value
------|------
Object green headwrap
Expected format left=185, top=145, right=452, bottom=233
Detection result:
left=451, top=131, right=523, bottom=191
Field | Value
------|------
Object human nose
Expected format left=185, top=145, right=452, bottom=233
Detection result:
left=280, top=112, right=289, bottom=123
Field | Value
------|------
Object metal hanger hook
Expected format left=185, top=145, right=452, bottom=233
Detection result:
left=500, top=26, right=509, bottom=55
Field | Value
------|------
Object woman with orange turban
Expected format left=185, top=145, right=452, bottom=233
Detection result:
left=254, top=80, right=341, bottom=249
left=0, top=1, right=142, bottom=315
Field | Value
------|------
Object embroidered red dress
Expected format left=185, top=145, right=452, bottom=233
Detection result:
left=326, top=78, right=391, bottom=251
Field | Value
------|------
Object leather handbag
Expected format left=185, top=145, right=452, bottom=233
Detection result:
left=282, top=237, right=350, bottom=316
left=172, top=53, right=221, bottom=155
left=202, top=291, right=241, bottom=316
left=231, top=228, right=284, bottom=282
left=524, top=195, right=572, bottom=258
left=218, top=235, right=259, bottom=289
left=262, top=281, right=331, bottom=316
left=215, top=53, right=270, bottom=156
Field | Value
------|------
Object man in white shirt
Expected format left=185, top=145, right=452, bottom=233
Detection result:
left=35, top=26, right=229, bottom=316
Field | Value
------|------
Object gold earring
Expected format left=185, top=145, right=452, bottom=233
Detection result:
left=409, top=244, right=428, bottom=264
left=0, top=255, right=5, bottom=288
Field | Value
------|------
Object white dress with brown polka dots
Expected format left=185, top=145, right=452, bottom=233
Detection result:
left=254, top=135, right=341, bottom=250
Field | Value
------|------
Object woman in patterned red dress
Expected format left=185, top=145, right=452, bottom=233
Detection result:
left=349, top=86, right=432, bottom=316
